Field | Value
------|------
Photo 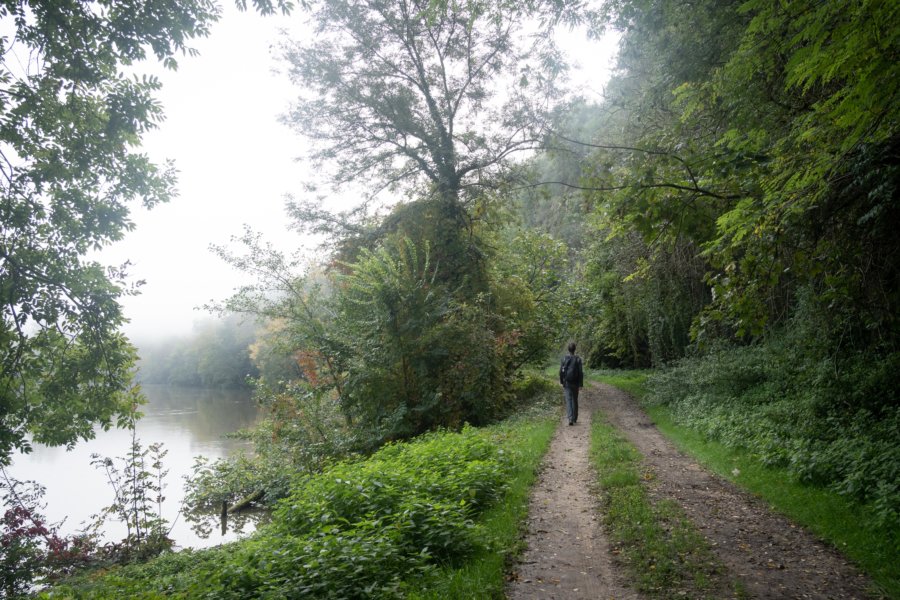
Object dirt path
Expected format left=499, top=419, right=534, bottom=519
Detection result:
left=593, top=382, right=874, bottom=599
left=507, top=391, right=640, bottom=600
left=507, top=384, right=875, bottom=600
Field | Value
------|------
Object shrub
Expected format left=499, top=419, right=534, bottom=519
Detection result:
left=273, top=427, right=508, bottom=537
left=647, top=337, right=900, bottom=529
left=205, top=427, right=509, bottom=598
left=44, top=427, right=514, bottom=599
left=197, top=528, right=422, bottom=600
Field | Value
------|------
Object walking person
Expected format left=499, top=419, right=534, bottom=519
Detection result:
left=559, top=341, right=584, bottom=426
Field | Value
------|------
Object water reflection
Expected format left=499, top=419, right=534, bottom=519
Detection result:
left=137, top=386, right=261, bottom=455
left=6, top=385, right=262, bottom=549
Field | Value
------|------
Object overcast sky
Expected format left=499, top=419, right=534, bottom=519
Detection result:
left=106, top=5, right=620, bottom=343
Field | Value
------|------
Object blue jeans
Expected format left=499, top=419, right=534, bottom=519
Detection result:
left=563, top=385, right=579, bottom=424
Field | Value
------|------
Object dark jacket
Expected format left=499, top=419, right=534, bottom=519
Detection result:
left=559, top=354, right=583, bottom=388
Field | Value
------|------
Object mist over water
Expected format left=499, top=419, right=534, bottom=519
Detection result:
left=7, top=385, right=262, bottom=549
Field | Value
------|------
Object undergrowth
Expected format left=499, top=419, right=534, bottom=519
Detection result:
left=597, top=366, right=899, bottom=597
left=647, top=340, right=899, bottom=532
left=40, top=378, right=559, bottom=600
left=645, top=405, right=900, bottom=599
left=406, top=395, right=557, bottom=598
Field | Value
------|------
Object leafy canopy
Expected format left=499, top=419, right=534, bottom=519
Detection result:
left=281, top=0, right=575, bottom=207
left=0, top=0, right=291, bottom=464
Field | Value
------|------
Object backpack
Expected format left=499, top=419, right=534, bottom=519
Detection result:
left=561, top=354, right=582, bottom=385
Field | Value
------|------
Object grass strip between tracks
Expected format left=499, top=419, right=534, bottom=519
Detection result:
left=589, top=409, right=737, bottom=598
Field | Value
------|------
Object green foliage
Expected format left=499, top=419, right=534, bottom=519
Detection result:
left=336, top=237, right=508, bottom=441
left=211, top=226, right=349, bottom=396
left=0, top=326, right=143, bottom=463
left=489, top=228, right=570, bottom=368
left=1, top=475, right=59, bottom=599
left=194, top=430, right=503, bottom=598
left=575, top=230, right=708, bottom=367
left=0, top=0, right=223, bottom=465
left=183, top=380, right=354, bottom=523
left=592, top=369, right=650, bottom=400
left=45, top=426, right=517, bottom=599
left=0, top=0, right=298, bottom=465
left=273, top=427, right=508, bottom=537
left=38, top=544, right=236, bottom=600
left=646, top=335, right=900, bottom=531
left=560, top=4, right=900, bottom=543
left=335, top=238, right=452, bottom=438
left=406, top=407, right=557, bottom=598
left=509, top=371, right=559, bottom=406
left=2, top=434, right=185, bottom=595
left=585, top=0, right=900, bottom=345
left=217, top=232, right=518, bottom=451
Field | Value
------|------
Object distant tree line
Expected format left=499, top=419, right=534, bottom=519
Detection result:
left=136, top=317, right=260, bottom=389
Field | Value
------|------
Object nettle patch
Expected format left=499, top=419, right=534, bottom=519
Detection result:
left=197, top=426, right=512, bottom=599
left=43, top=426, right=516, bottom=599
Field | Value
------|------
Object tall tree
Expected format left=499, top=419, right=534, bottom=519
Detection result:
left=0, top=0, right=291, bottom=464
left=576, top=0, right=899, bottom=352
left=282, top=0, right=566, bottom=204
left=280, top=0, right=578, bottom=293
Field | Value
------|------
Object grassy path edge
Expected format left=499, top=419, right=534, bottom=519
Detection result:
left=595, top=372, right=898, bottom=599
left=407, top=410, right=558, bottom=598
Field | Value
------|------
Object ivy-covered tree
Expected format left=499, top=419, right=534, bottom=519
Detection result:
left=0, top=0, right=291, bottom=464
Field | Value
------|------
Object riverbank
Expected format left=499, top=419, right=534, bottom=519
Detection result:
left=6, top=385, right=260, bottom=550
left=38, top=398, right=558, bottom=598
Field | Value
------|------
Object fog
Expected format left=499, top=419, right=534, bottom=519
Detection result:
left=102, top=6, right=619, bottom=344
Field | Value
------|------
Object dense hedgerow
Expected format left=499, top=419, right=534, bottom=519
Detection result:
left=647, top=338, right=900, bottom=530
left=41, top=427, right=513, bottom=599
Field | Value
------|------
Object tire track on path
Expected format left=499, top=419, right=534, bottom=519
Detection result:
left=593, top=382, right=874, bottom=599
left=507, top=391, right=640, bottom=600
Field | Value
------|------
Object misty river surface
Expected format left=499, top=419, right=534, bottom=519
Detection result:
left=7, top=385, right=262, bottom=549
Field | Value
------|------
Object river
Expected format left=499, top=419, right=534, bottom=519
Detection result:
left=5, top=385, right=263, bottom=549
